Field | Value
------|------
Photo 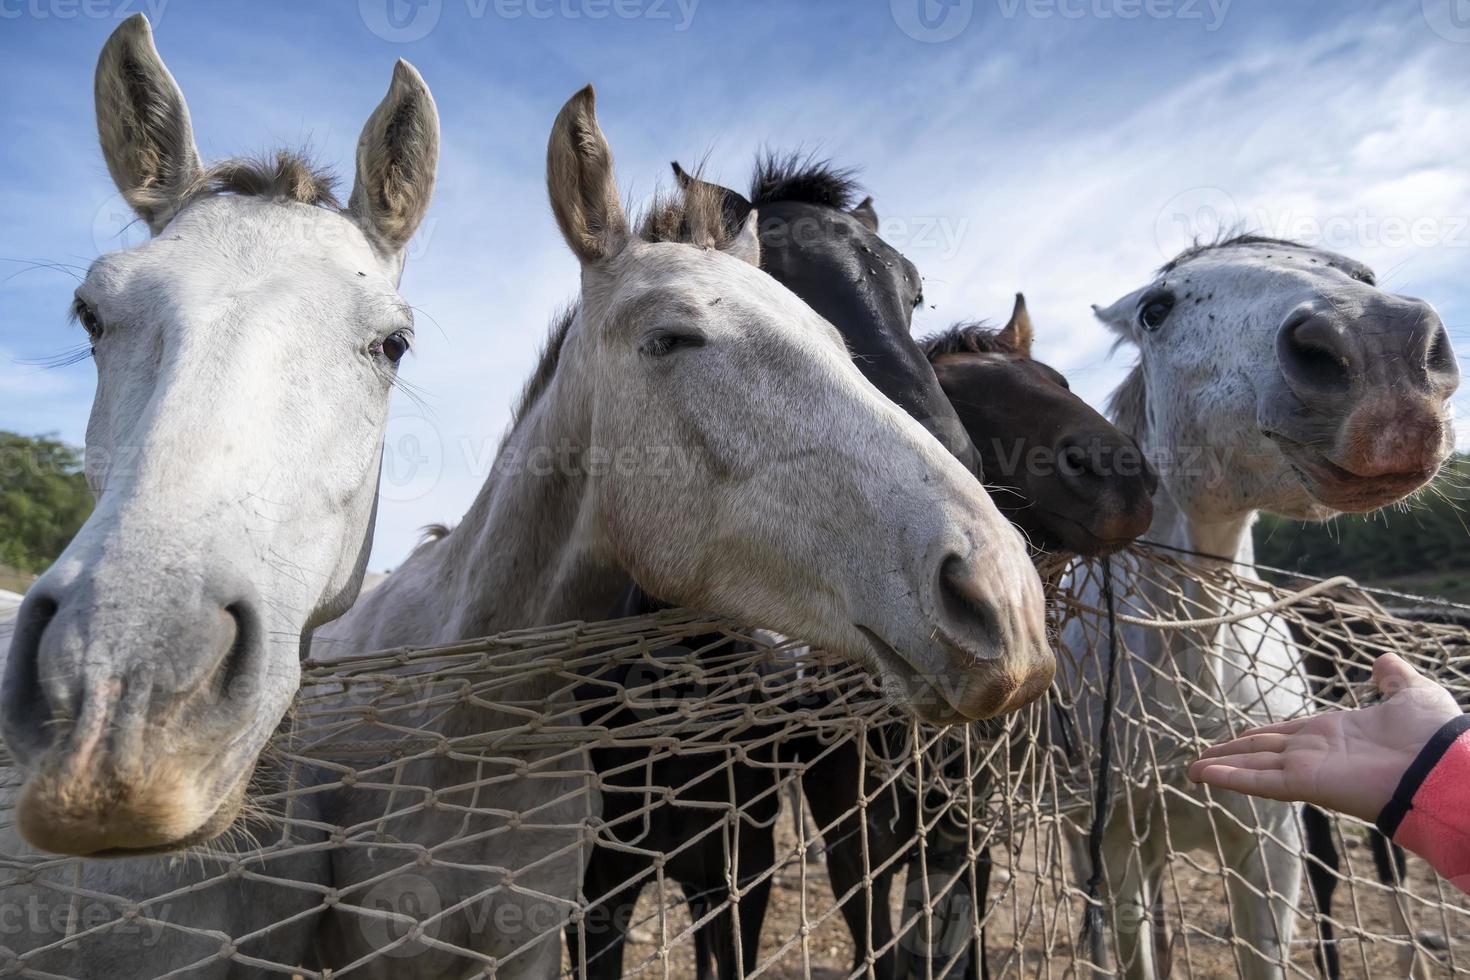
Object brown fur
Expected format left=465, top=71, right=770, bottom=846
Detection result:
left=919, top=295, right=1035, bottom=359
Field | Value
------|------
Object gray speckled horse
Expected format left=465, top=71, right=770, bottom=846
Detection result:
left=1064, top=236, right=1459, bottom=979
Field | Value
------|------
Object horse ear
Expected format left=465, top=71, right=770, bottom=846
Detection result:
left=547, top=85, right=629, bottom=264
left=997, top=293, right=1035, bottom=357
left=670, top=161, right=758, bottom=266
left=1093, top=288, right=1144, bottom=342
left=851, top=196, right=879, bottom=233
left=94, top=14, right=202, bottom=235
left=721, top=207, right=761, bottom=267
left=349, top=60, right=440, bottom=264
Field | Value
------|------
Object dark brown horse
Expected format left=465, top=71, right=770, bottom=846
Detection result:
left=925, top=294, right=1157, bottom=556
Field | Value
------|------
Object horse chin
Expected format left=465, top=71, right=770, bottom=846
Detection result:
left=1271, top=435, right=1442, bottom=515
left=16, top=757, right=251, bottom=858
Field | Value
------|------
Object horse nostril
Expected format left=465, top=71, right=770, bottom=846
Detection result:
left=1426, top=323, right=1460, bottom=393
left=1277, top=311, right=1353, bottom=400
left=209, top=601, right=260, bottom=706
left=937, top=554, right=1002, bottom=652
left=1056, top=439, right=1103, bottom=491
left=1, top=592, right=60, bottom=756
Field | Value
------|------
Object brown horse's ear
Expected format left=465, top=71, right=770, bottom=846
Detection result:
left=547, top=85, right=629, bottom=264
left=851, top=196, right=879, bottom=232
left=997, top=293, right=1035, bottom=357
left=95, top=14, right=203, bottom=234
left=671, top=161, right=754, bottom=242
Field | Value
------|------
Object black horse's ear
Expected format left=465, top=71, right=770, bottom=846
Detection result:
left=997, top=292, right=1035, bottom=357
left=851, top=196, right=879, bottom=232
left=670, top=161, right=752, bottom=239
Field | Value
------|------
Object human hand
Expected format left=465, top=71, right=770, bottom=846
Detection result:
left=1187, top=653, right=1463, bottom=823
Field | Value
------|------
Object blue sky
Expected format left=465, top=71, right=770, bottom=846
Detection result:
left=2, top=0, right=1468, bottom=570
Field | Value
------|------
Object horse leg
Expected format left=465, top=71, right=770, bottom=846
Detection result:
left=963, top=847, right=992, bottom=980
left=1221, top=800, right=1301, bottom=980
left=737, top=876, right=775, bottom=978
left=1300, top=804, right=1342, bottom=980
left=801, top=742, right=901, bottom=980
left=574, top=852, right=647, bottom=980
left=1370, top=830, right=1427, bottom=978
left=1150, top=893, right=1172, bottom=978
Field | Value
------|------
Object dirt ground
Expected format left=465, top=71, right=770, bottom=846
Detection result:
left=567, top=797, right=1470, bottom=979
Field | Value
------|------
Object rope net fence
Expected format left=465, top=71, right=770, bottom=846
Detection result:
left=1, top=544, right=1468, bottom=978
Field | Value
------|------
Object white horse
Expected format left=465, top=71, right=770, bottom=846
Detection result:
left=1062, top=235, right=1460, bottom=979
left=303, top=86, right=1054, bottom=979
left=0, top=13, right=438, bottom=977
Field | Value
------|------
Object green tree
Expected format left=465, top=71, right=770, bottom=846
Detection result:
left=0, top=431, right=94, bottom=574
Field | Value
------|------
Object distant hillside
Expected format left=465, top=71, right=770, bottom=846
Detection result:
left=1254, top=455, right=1470, bottom=603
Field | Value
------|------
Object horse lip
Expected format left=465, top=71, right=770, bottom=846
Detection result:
left=854, top=625, right=968, bottom=723
left=1265, top=431, right=1438, bottom=508
left=1028, top=508, right=1141, bottom=558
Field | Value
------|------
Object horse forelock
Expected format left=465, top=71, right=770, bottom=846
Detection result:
left=919, top=321, right=1016, bottom=359
left=147, top=150, right=343, bottom=218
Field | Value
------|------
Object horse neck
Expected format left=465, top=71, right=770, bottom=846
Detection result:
left=322, top=361, right=622, bottom=658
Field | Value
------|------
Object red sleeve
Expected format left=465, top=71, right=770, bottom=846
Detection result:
left=1376, top=714, right=1470, bottom=895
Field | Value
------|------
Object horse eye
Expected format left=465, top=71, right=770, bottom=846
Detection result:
left=1139, top=296, right=1174, bottom=332
left=74, top=300, right=103, bottom=339
left=640, top=331, right=706, bottom=358
left=373, top=330, right=412, bottom=365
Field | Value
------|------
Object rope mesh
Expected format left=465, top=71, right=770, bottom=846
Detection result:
left=1, top=544, right=1467, bottom=978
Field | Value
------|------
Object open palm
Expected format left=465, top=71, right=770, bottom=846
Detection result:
left=1189, top=654, right=1462, bottom=823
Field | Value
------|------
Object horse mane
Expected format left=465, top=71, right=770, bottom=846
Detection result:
left=144, top=150, right=342, bottom=216
left=638, top=179, right=736, bottom=249
left=918, top=321, right=1018, bottom=359
left=511, top=305, right=578, bottom=427
left=1108, top=363, right=1149, bottom=440
left=749, top=151, right=861, bottom=210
